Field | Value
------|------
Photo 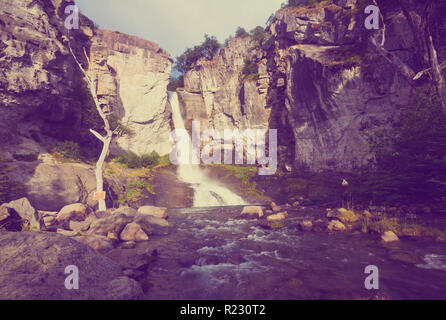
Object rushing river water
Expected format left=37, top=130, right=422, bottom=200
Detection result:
left=169, top=92, right=246, bottom=207
left=140, top=206, right=446, bottom=300
left=163, top=91, right=446, bottom=299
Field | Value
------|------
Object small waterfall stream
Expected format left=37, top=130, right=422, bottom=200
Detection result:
left=169, top=91, right=247, bottom=207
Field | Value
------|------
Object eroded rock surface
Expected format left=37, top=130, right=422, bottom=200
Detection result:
left=0, top=232, right=143, bottom=300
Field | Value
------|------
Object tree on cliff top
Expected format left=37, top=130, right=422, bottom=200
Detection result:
left=175, top=34, right=221, bottom=74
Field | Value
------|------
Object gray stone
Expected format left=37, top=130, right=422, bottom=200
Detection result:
left=327, top=220, right=347, bottom=231
left=3, top=198, right=43, bottom=230
left=240, top=206, right=264, bottom=219
left=57, top=203, right=88, bottom=225
left=0, top=232, right=143, bottom=300
left=137, top=206, right=168, bottom=219
left=68, top=220, right=90, bottom=232
left=120, top=223, right=149, bottom=242
left=381, top=231, right=400, bottom=243
left=88, top=212, right=133, bottom=236
left=266, top=212, right=288, bottom=221
left=75, top=235, right=115, bottom=254
left=299, top=220, right=313, bottom=231
left=134, top=215, right=170, bottom=236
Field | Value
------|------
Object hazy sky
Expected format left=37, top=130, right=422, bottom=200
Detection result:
left=75, top=0, right=283, bottom=59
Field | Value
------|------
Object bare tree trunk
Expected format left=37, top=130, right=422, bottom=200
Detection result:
left=91, top=130, right=112, bottom=211
left=370, top=0, right=446, bottom=113
left=400, top=0, right=428, bottom=68
left=422, top=0, right=446, bottom=113
left=369, top=37, right=416, bottom=83
left=69, top=44, right=113, bottom=211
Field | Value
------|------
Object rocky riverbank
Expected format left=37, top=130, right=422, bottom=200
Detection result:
left=1, top=193, right=445, bottom=299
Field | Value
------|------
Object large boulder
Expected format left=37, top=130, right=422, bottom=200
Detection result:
left=75, top=235, right=116, bottom=254
left=240, top=206, right=264, bottom=219
left=105, top=247, right=158, bottom=272
left=57, top=203, right=88, bottom=225
left=327, top=220, right=347, bottom=232
left=137, top=206, right=168, bottom=219
left=7, top=163, right=97, bottom=211
left=120, top=223, right=149, bottom=242
left=0, top=206, right=10, bottom=222
left=88, top=212, right=133, bottom=236
left=114, top=206, right=138, bottom=217
left=381, top=231, right=400, bottom=243
left=2, top=198, right=43, bottom=230
left=134, top=215, right=170, bottom=236
left=0, top=232, right=143, bottom=300
left=267, top=212, right=288, bottom=222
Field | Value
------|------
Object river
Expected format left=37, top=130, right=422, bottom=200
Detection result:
left=137, top=205, right=446, bottom=300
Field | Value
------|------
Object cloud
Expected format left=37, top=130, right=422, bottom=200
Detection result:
left=75, top=0, right=283, bottom=58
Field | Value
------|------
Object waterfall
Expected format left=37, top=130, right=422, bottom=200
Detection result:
left=169, top=91, right=247, bottom=207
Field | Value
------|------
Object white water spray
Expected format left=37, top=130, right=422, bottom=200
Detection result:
left=169, top=91, right=247, bottom=207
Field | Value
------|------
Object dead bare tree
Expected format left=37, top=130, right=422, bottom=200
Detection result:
left=369, top=0, right=446, bottom=113
left=68, top=43, right=113, bottom=211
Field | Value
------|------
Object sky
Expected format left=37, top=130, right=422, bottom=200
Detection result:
left=75, top=0, right=284, bottom=59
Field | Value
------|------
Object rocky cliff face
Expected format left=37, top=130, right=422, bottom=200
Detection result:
left=90, top=30, right=173, bottom=156
left=0, top=0, right=173, bottom=210
left=181, top=0, right=446, bottom=172
left=179, top=37, right=271, bottom=132
left=0, top=0, right=91, bottom=158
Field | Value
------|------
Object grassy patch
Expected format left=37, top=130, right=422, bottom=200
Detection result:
left=245, top=73, right=260, bottom=80
left=112, top=151, right=171, bottom=170
left=337, top=208, right=360, bottom=223
left=363, top=213, right=446, bottom=239
left=210, top=164, right=270, bottom=202
left=118, top=168, right=156, bottom=205
left=325, top=44, right=375, bottom=70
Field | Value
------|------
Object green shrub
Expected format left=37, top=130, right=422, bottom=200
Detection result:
left=245, top=73, right=260, bottom=80
left=108, top=115, right=135, bottom=138
left=242, top=59, right=258, bottom=76
left=55, top=141, right=80, bottom=160
left=141, top=151, right=161, bottom=168
left=357, top=88, right=446, bottom=205
left=235, top=27, right=250, bottom=38
left=125, top=152, right=142, bottom=169
left=168, top=76, right=184, bottom=91
left=175, top=34, right=221, bottom=74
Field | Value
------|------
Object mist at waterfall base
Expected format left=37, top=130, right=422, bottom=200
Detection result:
left=168, top=91, right=247, bottom=208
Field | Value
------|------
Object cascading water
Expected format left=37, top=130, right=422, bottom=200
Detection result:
left=169, top=91, right=247, bottom=207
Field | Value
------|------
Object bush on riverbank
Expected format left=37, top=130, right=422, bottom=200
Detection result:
left=337, top=207, right=446, bottom=239
left=356, top=88, right=446, bottom=206
left=113, top=151, right=170, bottom=169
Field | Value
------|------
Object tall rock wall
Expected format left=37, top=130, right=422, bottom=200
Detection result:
left=181, top=0, right=446, bottom=172
left=90, top=30, right=173, bottom=156
left=179, top=37, right=271, bottom=132
left=0, top=0, right=173, bottom=210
